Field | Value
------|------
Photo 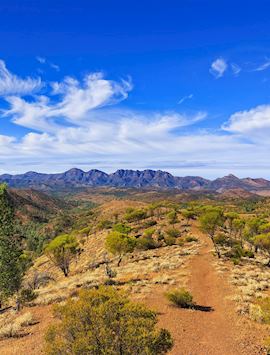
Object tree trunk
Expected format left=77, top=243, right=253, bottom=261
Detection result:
left=117, top=255, right=122, bottom=267
left=210, top=236, right=221, bottom=258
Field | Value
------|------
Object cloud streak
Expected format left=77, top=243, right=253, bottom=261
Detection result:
left=0, top=60, right=42, bottom=96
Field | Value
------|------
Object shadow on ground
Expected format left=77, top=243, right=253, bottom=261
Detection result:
left=192, top=304, right=214, bottom=312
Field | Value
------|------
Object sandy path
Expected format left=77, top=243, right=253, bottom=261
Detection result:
left=145, top=226, right=266, bottom=354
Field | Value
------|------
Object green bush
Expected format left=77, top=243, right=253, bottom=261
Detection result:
left=45, top=287, right=173, bottom=354
left=176, top=239, right=185, bottom=246
left=137, top=236, right=158, bottom=250
left=112, top=223, right=132, bottom=234
left=164, top=236, right=176, bottom=246
left=214, top=233, right=229, bottom=245
left=124, top=209, right=147, bottom=222
left=166, top=228, right=180, bottom=239
left=165, top=288, right=193, bottom=308
left=142, top=219, right=157, bottom=228
left=185, top=236, right=198, bottom=243
left=97, top=219, right=113, bottom=230
left=144, top=227, right=156, bottom=238
left=253, top=297, right=270, bottom=324
left=225, top=245, right=254, bottom=261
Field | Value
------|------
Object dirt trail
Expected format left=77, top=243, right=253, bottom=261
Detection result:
left=145, top=227, right=266, bottom=355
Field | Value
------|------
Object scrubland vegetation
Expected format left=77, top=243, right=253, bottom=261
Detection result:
left=1, top=184, right=270, bottom=353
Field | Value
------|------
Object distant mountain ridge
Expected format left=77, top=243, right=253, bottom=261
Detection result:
left=1, top=168, right=270, bottom=193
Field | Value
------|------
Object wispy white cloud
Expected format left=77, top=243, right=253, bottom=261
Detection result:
left=36, top=56, right=46, bottom=64
left=4, top=72, right=133, bottom=131
left=209, top=57, right=228, bottom=78
left=231, top=63, right=241, bottom=76
left=0, top=60, right=42, bottom=96
left=178, top=94, right=193, bottom=105
left=36, top=56, right=60, bottom=71
left=253, top=60, right=270, bottom=72
left=50, top=63, right=60, bottom=71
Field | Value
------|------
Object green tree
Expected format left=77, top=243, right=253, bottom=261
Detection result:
left=45, top=287, right=173, bottom=355
left=231, top=218, right=245, bottom=246
left=181, top=209, right=196, bottom=226
left=105, top=231, right=136, bottom=266
left=224, top=212, right=239, bottom=237
left=0, top=184, right=23, bottom=304
left=199, top=209, right=224, bottom=258
left=45, top=234, right=79, bottom=277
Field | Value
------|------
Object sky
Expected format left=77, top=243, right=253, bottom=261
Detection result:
left=1, top=0, right=270, bottom=178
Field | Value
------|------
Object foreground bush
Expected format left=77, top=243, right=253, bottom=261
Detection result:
left=45, top=287, right=173, bottom=355
left=165, top=288, right=193, bottom=308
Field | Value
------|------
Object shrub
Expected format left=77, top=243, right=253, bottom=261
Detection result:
left=124, top=209, right=147, bottom=222
left=214, top=233, right=229, bottom=245
left=19, top=288, right=37, bottom=304
left=97, top=219, right=113, bottom=230
left=44, top=287, right=173, bottom=354
left=225, top=245, right=254, bottom=261
left=0, top=312, right=34, bottom=339
left=137, top=236, right=158, bottom=250
left=142, top=219, right=157, bottom=228
left=0, top=323, right=21, bottom=339
left=167, top=211, right=178, bottom=225
left=264, top=336, right=270, bottom=354
left=164, top=236, right=176, bottom=246
left=185, top=236, right=198, bottom=243
left=177, top=239, right=185, bottom=246
left=166, top=228, right=180, bottom=239
left=165, top=288, right=193, bottom=308
left=252, top=297, right=270, bottom=324
left=144, top=227, right=156, bottom=238
left=112, top=223, right=132, bottom=234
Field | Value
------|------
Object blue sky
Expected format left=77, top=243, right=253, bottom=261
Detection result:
left=1, top=0, right=270, bottom=178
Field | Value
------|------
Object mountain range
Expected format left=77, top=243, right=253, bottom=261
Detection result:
left=1, top=168, right=270, bottom=194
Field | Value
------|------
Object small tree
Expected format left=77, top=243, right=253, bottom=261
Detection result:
left=45, top=234, right=79, bottom=277
left=181, top=209, right=196, bottom=226
left=106, top=231, right=136, bottom=266
left=45, top=287, right=173, bottom=354
left=199, top=210, right=224, bottom=258
left=0, top=184, right=23, bottom=305
left=231, top=218, right=245, bottom=246
left=224, top=212, right=239, bottom=237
